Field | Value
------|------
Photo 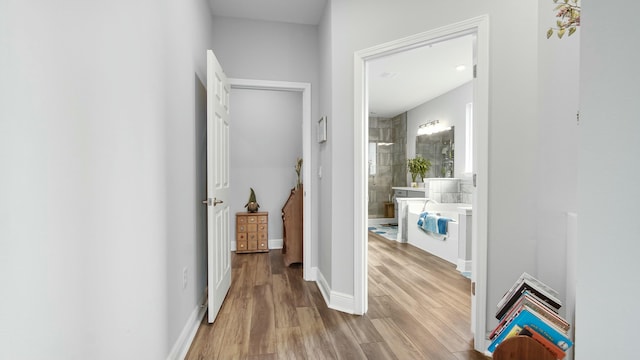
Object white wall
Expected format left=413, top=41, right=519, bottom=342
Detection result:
left=407, top=82, right=473, bottom=180
left=164, top=0, right=222, bottom=355
left=576, top=1, right=640, bottom=359
left=322, top=0, right=540, bottom=329
left=210, top=16, right=320, bottom=84
left=230, top=89, right=302, bottom=242
left=535, top=0, right=580, bottom=316
left=0, top=0, right=217, bottom=358
left=318, top=3, right=334, bottom=284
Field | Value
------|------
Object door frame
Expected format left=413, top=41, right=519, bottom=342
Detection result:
left=229, top=78, right=313, bottom=280
left=353, top=15, right=490, bottom=351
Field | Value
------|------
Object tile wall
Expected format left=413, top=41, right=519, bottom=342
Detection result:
left=368, top=113, right=471, bottom=216
left=428, top=179, right=460, bottom=203
left=426, top=178, right=474, bottom=204
left=368, top=113, right=407, bottom=218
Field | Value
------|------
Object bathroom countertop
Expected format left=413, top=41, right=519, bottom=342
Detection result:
left=392, top=186, right=428, bottom=192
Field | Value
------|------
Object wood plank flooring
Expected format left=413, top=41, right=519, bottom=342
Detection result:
left=185, top=232, right=489, bottom=360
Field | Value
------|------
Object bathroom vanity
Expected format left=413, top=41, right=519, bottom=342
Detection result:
left=392, top=186, right=427, bottom=222
left=392, top=186, right=428, bottom=199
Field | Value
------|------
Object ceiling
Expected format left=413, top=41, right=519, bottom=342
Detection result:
left=368, top=35, right=474, bottom=118
left=208, top=1, right=473, bottom=118
left=208, top=0, right=327, bottom=25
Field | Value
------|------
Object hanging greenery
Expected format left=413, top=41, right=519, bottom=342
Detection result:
left=547, top=0, right=581, bottom=39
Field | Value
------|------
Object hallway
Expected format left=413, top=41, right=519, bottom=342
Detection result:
left=186, top=233, right=487, bottom=359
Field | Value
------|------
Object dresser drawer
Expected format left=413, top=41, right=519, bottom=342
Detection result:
left=236, top=212, right=269, bottom=253
left=237, top=240, right=248, bottom=252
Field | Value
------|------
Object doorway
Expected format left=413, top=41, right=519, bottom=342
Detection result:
left=354, top=16, right=490, bottom=352
left=228, top=79, right=313, bottom=280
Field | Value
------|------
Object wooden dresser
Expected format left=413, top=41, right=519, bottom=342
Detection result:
left=282, top=186, right=303, bottom=266
left=236, top=212, right=269, bottom=253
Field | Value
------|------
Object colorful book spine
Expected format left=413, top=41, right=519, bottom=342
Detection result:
left=517, top=291, right=570, bottom=331
left=520, top=325, right=566, bottom=360
left=487, top=308, right=573, bottom=354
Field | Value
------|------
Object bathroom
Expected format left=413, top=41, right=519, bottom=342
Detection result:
left=367, top=98, right=474, bottom=274
left=367, top=35, right=475, bottom=274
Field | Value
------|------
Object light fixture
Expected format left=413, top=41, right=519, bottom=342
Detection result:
left=455, top=64, right=467, bottom=72
left=417, top=120, right=451, bottom=135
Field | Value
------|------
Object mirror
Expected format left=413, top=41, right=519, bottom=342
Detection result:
left=416, top=126, right=454, bottom=178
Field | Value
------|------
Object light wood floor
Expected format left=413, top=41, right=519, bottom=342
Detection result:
left=185, top=232, right=489, bottom=360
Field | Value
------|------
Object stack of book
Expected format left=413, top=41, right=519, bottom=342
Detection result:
left=487, top=272, right=573, bottom=358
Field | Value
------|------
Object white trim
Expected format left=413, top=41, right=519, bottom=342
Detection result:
left=230, top=78, right=307, bottom=93
left=353, top=15, right=490, bottom=352
left=166, top=294, right=207, bottom=360
left=307, top=266, right=319, bottom=282
left=353, top=42, right=368, bottom=316
left=315, top=269, right=331, bottom=308
left=268, top=238, right=283, bottom=249
left=471, top=15, right=490, bottom=352
left=228, top=78, right=313, bottom=282
left=457, top=259, right=472, bottom=274
left=328, top=291, right=356, bottom=314
left=315, top=269, right=355, bottom=314
left=464, top=102, right=474, bottom=174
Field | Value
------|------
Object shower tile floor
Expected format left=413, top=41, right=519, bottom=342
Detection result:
left=367, top=224, right=398, bottom=241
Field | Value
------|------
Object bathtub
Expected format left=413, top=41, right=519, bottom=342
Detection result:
left=399, top=198, right=472, bottom=272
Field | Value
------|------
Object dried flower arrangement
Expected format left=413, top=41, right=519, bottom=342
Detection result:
left=547, top=0, right=581, bottom=39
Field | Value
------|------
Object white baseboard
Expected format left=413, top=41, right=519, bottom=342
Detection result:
left=456, top=259, right=472, bottom=274
left=329, top=290, right=356, bottom=314
left=269, top=238, right=283, bottom=249
left=306, top=266, right=319, bottom=282
left=315, top=268, right=356, bottom=314
left=316, top=270, right=331, bottom=305
left=167, top=294, right=207, bottom=360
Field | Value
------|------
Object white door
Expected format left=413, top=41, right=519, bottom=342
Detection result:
left=206, top=50, right=231, bottom=323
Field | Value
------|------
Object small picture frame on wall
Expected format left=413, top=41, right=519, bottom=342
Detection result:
left=317, top=116, right=327, bottom=143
